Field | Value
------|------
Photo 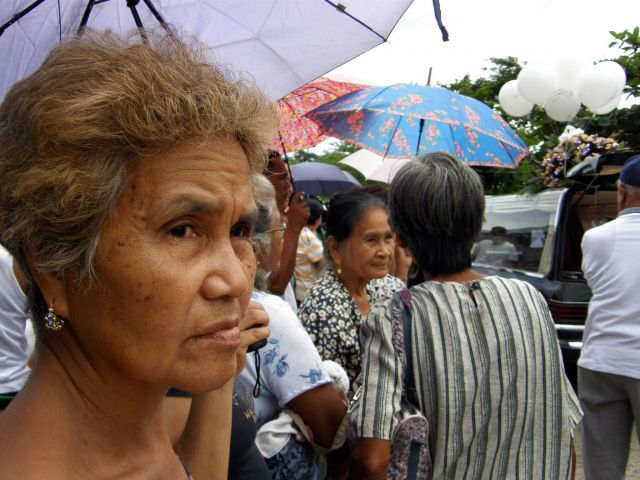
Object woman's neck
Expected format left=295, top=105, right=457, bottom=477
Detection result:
left=0, top=345, right=182, bottom=479
left=336, top=268, right=368, bottom=296
left=425, top=268, right=485, bottom=284
left=335, top=268, right=371, bottom=315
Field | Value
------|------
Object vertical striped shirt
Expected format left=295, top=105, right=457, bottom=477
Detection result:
left=355, top=276, right=582, bottom=479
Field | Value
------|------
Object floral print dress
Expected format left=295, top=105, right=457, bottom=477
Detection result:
left=298, top=270, right=404, bottom=386
left=237, top=290, right=332, bottom=428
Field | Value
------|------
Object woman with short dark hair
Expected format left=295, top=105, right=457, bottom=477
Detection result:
left=351, top=152, right=582, bottom=479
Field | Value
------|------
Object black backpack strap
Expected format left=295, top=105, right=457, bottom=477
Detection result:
left=398, top=289, right=418, bottom=407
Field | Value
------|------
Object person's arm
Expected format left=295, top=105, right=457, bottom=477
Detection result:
left=288, top=383, right=350, bottom=479
left=173, top=380, right=234, bottom=480
left=287, top=383, right=346, bottom=448
left=269, top=192, right=309, bottom=294
left=351, top=304, right=402, bottom=479
left=351, top=438, right=392, bottom=480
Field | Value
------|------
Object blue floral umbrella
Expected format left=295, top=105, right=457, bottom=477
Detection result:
left=305, top=84, right=529, bottom=168
left=290, top=162, right=360, bottom=196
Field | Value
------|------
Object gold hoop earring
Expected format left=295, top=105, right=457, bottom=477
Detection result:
left=44, top=304, right=64, bottom=332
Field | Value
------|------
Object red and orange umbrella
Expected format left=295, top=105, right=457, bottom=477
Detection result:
left=274, top=76, right=368, bottom=154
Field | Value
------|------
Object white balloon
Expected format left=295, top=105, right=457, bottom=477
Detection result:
left=544, top=90, right=581, bottom=122
left=499, top=80, right=534, bottom=117
left=589, top=93, right=622, bottom=114
left=596, top=61, right=626, bottom=94
left=577, top=64, right=621, bottom=108
left=554, top=56, right=591, bottom=91
left=517, top=64, right=558, bottom=105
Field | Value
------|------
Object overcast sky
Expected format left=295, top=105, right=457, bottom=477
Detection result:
left=329, top=0, right=640, bottom=87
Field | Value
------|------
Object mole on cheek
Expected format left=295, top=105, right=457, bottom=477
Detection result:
left=117, top=240, right=125, bottom=247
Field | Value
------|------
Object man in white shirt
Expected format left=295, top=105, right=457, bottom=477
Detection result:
left=0, top=246, right=32, bottom=410
left=471, top=226, right=518, bottom=267
left=578, top=154, right=640, bottom=480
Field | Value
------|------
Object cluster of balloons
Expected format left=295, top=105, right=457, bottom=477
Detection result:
left=499, top=56, right=627, bottom=122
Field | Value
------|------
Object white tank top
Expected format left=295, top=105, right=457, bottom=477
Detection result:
left=0, top=246, right=32, bottom=393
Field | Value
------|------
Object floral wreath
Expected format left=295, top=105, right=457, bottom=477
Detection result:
left=542, top=132, right=619, bottom=188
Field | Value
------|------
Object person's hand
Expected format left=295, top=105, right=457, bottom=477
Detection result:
left=294, top=421, right=315, bottom=444
left=236, top=300, right=270, bottom=374
left=286, top=192, right=310, bottom=233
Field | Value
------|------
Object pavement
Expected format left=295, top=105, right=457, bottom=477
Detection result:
left=574, top=423, right=639, bottom=479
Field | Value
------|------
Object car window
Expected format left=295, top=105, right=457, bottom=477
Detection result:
left=473, top=189, right=565, bottom=275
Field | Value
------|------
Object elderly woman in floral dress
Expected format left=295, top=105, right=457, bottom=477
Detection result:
left=298, top=191, right=403, bottom=388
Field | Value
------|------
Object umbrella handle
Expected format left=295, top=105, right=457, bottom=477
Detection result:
left=278, top=131, right=297, bottom=195
left=415, top=119, right=425, bottom=156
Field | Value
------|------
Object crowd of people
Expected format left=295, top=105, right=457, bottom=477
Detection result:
left=0, top=30, right=637, bottom=480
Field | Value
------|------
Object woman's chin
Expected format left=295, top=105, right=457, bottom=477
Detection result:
left=172, top=360, right=238, bottom=394
left=368, top=268, right=389, bottom=280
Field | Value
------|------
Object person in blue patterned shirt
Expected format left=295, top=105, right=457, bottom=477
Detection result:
left=238, top=175, right=348, bottom=479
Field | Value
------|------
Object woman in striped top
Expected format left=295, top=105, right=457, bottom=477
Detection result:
left=351, top=152, right=582, bottom=479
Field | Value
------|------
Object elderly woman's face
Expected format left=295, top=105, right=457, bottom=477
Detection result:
left=64, top=138, right=257, bottom=392
left=332, top=207, right=394, bottom=282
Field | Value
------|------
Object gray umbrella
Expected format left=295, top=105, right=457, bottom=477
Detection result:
left=290, top=161, right=361, bottom=196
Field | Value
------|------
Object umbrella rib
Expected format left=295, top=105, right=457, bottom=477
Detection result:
left=0, top=0, right=48, bottom=37
left=383, top=116, right=403, bottom=159
left=125, top=0, right=148, bottom=42
left=78, top=0, right=98, bottom=35
left=321, top=0, right=387, bottom=41
left=499, top=140, right=520, bottom=167
left=141, top=0, right=174, bottom=36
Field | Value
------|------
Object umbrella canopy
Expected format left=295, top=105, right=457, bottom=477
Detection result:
left=367, top=157, right=410, bottom=183
left=338, top=148, right=409, bottom=183
left=0, top=0, right=413, bottom=102
left=275, top=76, right=367, bottom=154
left=290, top=161, right=360, bottom=196
left=338, top=147, right=383, bottom=178
left=306, top=83, right=529, bottom=168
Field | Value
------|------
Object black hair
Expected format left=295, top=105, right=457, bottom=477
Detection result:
left=389, top=152, right=485, bottom=277
left=356, top=184, right=389, bottom=204
left=325, top=191, right=386, bottom=242
left=306, top=197, right=324, bottom=226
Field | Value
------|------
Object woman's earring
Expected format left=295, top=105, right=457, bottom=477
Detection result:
left=44, top=304, right=64, bottom=332
left=336, top=266, right=342, bottom=276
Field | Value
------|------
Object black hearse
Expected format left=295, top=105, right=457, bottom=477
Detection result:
left=472, top=151, right=637, bottom=384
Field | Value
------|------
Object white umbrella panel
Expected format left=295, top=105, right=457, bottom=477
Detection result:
left=339, top=148, right=409, bottom=183
left=0, top=0, right=414, bottom=102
